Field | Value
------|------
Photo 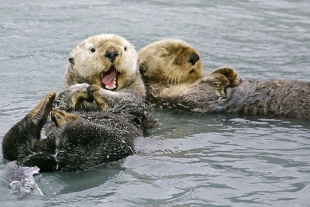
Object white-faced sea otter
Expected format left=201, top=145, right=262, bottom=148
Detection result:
left=57, top=33, right=146, bottom=111
left=2, top=34, right=155, bottom=175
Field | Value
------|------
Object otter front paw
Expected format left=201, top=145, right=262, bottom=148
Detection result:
left=64, top=83, right=93, bottom=109
left=70, top=91, right=90, bottom=109
left=87, top=85, right=109, bottom=111
left=201, top=74, right=229, bottom=97
left=211, top=67, right=241, bottom=87
left=201, top=67, right=242, bottom=98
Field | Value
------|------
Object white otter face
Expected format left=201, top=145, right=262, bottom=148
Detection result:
left=138, top=39, right=203, bottom=85
left=66, top=34, right=138, bottom=90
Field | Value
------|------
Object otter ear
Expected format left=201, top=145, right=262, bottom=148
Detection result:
left=68, top=57, right=75, bottom=65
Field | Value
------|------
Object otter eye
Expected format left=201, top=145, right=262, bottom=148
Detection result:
left=90, top=48, right=96, bottom=53
left=124, top=47, right=127, bottom=51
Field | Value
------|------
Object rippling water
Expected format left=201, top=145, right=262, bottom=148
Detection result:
left=0, top=0, right=310, bottom=206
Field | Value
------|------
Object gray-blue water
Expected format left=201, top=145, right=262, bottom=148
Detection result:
left=0, top=0, right=310, bottom=206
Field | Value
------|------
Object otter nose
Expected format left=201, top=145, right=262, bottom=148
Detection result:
left=104, top=50, right=118, bottom=63
left=188, top=52, right=200, bottom=66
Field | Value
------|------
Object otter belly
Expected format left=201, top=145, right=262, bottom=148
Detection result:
left=20, top=116, right=141, bottom=172
left=210, top=79, right=310, bottom=119
left=147, top=79, right=310, bottom=119
left=54, top=120, right=137, bottom=172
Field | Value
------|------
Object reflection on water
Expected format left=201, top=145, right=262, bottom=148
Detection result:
left=0, top=0, right=310, bottom=206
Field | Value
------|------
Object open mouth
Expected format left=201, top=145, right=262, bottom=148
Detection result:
left=101, top=66, right=118, bottom=90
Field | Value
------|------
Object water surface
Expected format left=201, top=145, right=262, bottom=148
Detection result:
left=0, top=0, right=310, bottom=206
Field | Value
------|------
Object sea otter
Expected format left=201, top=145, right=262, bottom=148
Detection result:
left=58, top=33, right=146, bottom=111
left=138, top=39, right=310, bottom=119
left=2, top=34, right=154, bottom=175
left=2, top=89, right=153, bottom=173
left=1, top=34, right=152, bottom=197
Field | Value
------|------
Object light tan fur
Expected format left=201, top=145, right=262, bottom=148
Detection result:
left=61, top=34, right=146, bottom=111
left=202, top=67, right=241, bottom=97
left=139, top=39, right=204, bottom=86
left=138, top=39, right=241, bottom=99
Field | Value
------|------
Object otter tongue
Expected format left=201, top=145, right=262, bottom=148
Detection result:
left=102, top=67, right=117, bottom=89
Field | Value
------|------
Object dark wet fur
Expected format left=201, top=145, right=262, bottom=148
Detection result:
left=2, top=92, right=156, bottom=172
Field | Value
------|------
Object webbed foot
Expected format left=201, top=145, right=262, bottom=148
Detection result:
left=30, top=90, right=56, bottom=127
left=51, top=109, right=84, bottom=128
left=2, top=91, right=56, bottom=161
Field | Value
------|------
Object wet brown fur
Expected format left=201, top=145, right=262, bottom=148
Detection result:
left=3, top=90, right=155, bottom=172
left=139, top=39, right=310, bottom=119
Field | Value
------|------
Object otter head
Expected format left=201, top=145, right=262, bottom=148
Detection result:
left=138, top=39, right=203, bottom=85
left=64, top=34, right=138, bottom=91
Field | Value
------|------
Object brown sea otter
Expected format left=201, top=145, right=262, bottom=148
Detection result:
left=138, top=39, right=310, bottom=119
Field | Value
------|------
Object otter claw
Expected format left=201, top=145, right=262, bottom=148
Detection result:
left=86, top=85, right=95, bottom=102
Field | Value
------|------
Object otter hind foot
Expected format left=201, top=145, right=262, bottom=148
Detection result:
left=202, top=73, right=229, bottom=97
left=2, top=91, right=56, bottom=161
left=51, top=109, right=84, bottom=128
left=30, top=90, right=56, bottom=127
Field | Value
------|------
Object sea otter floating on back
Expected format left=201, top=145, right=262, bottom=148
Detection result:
left=138, top=39, right=310, bottom=119
left=57, top=33, right=146, bottom=112
left=2, top=34, right=154, bottom=176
